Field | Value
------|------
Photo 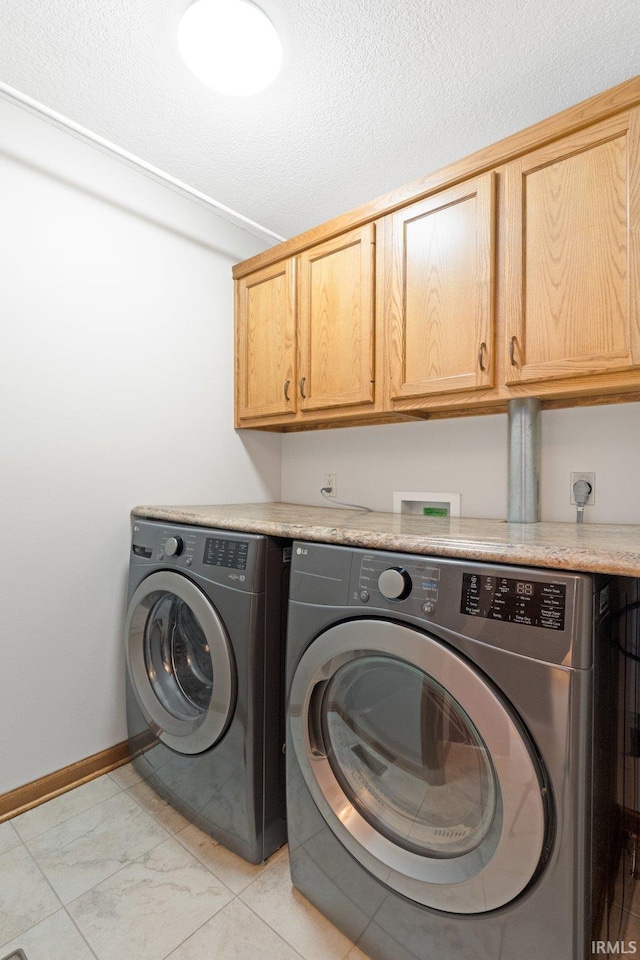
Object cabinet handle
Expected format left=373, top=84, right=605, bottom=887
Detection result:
left=478, top=341, right=487, bottom=372
left=299, top=377, right=307, bottom=399
left=284, top=379, right=290, bottom=401
left=509, top=336, right=518, bottom=366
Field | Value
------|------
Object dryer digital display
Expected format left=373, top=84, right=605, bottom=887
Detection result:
left=461, top=574, right=566, bottom=631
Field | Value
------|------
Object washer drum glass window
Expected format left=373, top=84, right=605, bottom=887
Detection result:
left=289, top=620, right=550, bottom=913
left=126, top=571, right=236, bottom=754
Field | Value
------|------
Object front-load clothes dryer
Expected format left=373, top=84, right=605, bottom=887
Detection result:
left=125, top=518, right=289, bottom=864
left=285, top=542, right=620, bottom=960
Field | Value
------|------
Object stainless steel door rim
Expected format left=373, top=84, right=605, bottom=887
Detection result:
left=126, top=571, right=236, bottom=754
left=289, top=618, right=549, bottom=913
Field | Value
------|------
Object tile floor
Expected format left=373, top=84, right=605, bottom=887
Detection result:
left=3, top=765, right=640, bottom=960
left=0, top=764, right=371, bottom=960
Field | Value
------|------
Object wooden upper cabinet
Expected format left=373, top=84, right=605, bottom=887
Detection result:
left=235, top=259, right=296, bottom=422
left=233, top=77, right=640, bottom=430
left=385, top=173, right=496, bottom=402
left=297, top=224, right=375, bottom=412
left=504, top=109, right=640, bottom=387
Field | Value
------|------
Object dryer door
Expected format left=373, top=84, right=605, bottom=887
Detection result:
left=289, top=619, right=550, bottom=914
left=126, top=571, right=236, bottom=754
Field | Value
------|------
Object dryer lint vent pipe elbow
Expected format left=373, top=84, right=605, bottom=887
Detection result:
left=507, top=398, right=541, bottom=523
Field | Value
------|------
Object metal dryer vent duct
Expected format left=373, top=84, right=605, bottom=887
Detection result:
left=507, top=398, right=540, bottom=523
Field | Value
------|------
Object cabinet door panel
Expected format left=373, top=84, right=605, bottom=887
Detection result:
left=387, top=173, right=495, bottom=400
left=236, top=260, right=296, bottom=421
left=504, top=109, right=640, bottom=384
left=298, top=225, right=375, bottom=411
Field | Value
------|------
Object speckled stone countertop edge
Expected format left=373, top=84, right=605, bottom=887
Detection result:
left=131, top=503, right=640, bottom=578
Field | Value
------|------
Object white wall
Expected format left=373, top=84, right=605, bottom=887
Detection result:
left=281, top=402, right=640, bottom=523
left=0, top=98, right=280, bottom=794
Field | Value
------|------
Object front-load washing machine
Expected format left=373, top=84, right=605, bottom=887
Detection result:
left=286, top=542, right=620, bottom=959
left=125, top=518, right=289, bottom=863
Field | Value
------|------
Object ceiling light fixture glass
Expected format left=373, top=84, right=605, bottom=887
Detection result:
left=177, top=0, right=282, bottom=96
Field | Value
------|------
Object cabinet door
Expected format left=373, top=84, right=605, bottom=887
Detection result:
left=386, top=173, right=496, bottom=401
left=235, top=259, right=296, bottom=422
left=297, top=225, right=375, bottom=412
left=504, top=109, right=640, bottom=386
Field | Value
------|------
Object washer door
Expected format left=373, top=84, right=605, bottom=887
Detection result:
left=126, top=571, right=236, bottom=755
left=289, top=619, right=550, bottom=914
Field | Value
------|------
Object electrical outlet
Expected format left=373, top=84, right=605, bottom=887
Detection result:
left=323, top=474, right=337, bottom=498
left=570, top=472, right=596, bottom=505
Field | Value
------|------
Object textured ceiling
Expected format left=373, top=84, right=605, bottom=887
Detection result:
left=0, top=0, right=639, bottom=240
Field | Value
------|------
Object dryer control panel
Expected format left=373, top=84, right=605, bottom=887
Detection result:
left=289, top=541, right=596, bottom=668
left=461, top=573, right=566, bottom=631
left=351, top=554, right=442, bottom=618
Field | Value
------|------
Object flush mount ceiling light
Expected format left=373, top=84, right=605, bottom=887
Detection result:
left=177, top=0, right=282, bottom=96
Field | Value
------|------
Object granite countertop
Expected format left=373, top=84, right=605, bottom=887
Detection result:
left=131, top=502, right=640, bottom=577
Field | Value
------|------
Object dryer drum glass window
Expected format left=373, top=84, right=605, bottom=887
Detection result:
left=144, top=592, right=213, bottom=720
left=319, top=655, right=497, bottom=859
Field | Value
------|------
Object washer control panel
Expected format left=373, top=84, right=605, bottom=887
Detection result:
left=130, top=520, right=264, bottom=590
left=164, top=535, right=184, bottom=558
left=158, top=529, right=199, bottom=565
left=203, top=536, right=249, bottom=570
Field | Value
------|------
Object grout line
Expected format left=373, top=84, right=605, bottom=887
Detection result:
left=159, top=895, right=237, bottom=960
left=16, top=834, right=65, bottom=909
left=123, top=784, right=192, bottom=838
left=12, top=775, right=125, bottom=844
left=0, top=836, right=64, bottom=951
left=23, top=792, right=175, bottom=917
left=62, top=906, right=102, bottom=960
left=238, top=897, right=308, bottom=960
left=238, top=852, right=361, bottom=960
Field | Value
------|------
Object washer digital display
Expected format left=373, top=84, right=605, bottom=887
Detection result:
left=203, top=537, right=249, bottom=570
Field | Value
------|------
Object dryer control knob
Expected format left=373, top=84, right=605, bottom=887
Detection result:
left=164, top=536, right=184, bottom=557
left=378, top=566, right=412, bottom=601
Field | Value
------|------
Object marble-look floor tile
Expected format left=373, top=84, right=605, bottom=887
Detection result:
left=68, top=837, right=234, bottom=960
left=626, top=907, right=640, bottom=941
left=174, top=823, right=284, bottom=894
left=0, top=908, right=96, bottom=960
left=26, top=792, right=169, bottom=904
left=0, top=844, right=61, bottom=945
left=12, top=776, right=122, bottom=842
left=167, top=897, right=304, bottom=960
left=344, top=945, right=373, bottom=960
left=626, top=875, right=640, bottom=919
left=127, top=780, right=191, bottom=834
left=240, top=852, right=354, bottom=960
left=605, top=904, right=627, bottom=942
left=0, top=819, right=21, bottom=855
left=107, top=763, right=143, bottom=790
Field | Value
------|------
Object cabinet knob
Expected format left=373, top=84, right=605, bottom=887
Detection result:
left=299, top=376, right=307, bottom=399
left=509, top=336, right=519, bottom=366
left=284, top=379, right=290, bottom=401
left=478, top=341, right=487, bottom=372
